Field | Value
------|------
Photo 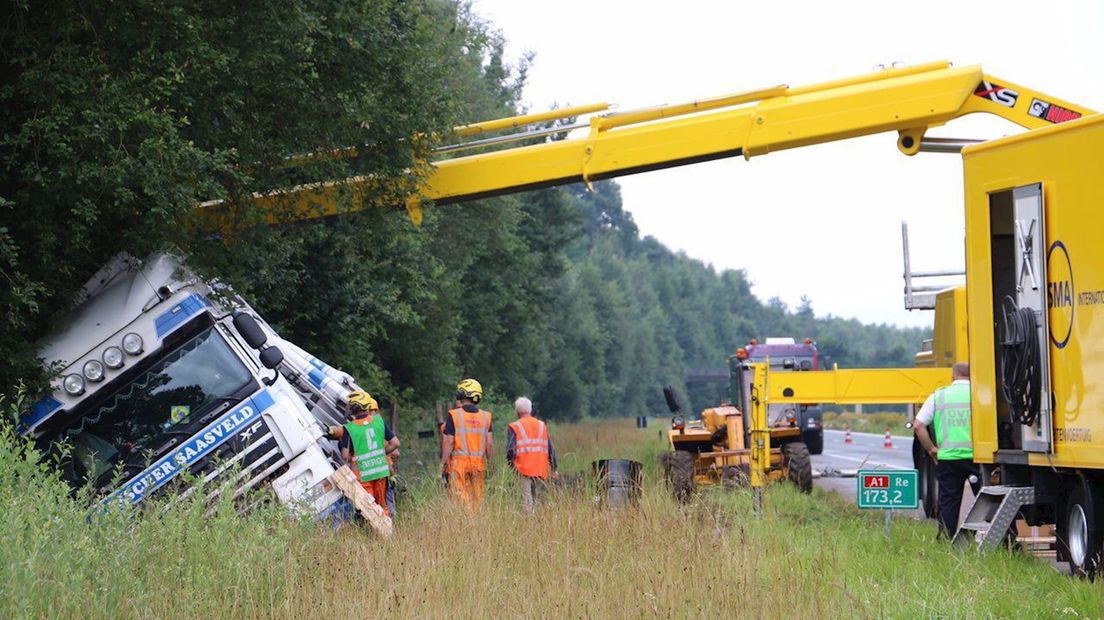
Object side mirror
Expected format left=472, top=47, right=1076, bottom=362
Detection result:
left=260, top=346, right=284, bottom=370
left=662, top=385, right=682, bottom=413
left=233, top=312, right=268, bottom=349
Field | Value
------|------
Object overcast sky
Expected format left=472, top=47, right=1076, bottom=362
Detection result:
left=470, top=0, right=1104, bottom=327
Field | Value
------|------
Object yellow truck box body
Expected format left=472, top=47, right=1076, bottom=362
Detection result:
left=964, top=113, right=1104, bottom=467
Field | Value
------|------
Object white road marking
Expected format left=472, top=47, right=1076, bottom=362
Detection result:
left=820, top=451, right=907, bottom=469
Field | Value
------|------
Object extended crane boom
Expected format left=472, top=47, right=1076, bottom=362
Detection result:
left=231, top=60, right=1092, bottom=224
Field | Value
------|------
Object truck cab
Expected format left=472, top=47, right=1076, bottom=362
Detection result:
left=741, top=337, right=824, bottom=454
left=21, top=254, right=357, bottom=519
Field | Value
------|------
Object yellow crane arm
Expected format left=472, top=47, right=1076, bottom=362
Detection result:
left=758, top=366, right=953, bottom=406
left=213, top=60, right=1094, bottom=224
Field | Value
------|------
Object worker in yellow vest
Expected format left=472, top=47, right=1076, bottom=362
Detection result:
left=914, top=362, right=979, bottom=537
left=339, top=391, right=400, bottom=517
left=506, top=396, right=557, bottom=514
left=440, top=378, right=494, bottom=510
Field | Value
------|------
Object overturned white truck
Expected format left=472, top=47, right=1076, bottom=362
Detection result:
left=20, top=253, right=388, bottom=531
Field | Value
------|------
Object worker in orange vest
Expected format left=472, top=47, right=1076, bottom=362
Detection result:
left=333, top=391, right=399, bottom=517
left=440, top=378, right=494, bottom=510
left=506, top=396, right=557, bottom=514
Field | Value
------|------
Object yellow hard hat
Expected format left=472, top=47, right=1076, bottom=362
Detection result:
left=456, top=378, right=483, bottom=404
left=347, top=390, right=379, bottom=412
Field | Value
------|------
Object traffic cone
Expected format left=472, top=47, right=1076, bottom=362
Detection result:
left=844, top=425, right=853, bottom=444
left=883, top=427, right=893, bottom=449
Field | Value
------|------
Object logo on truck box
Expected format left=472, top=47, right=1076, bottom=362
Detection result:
left=1047, top=240, right=1074, bottom=349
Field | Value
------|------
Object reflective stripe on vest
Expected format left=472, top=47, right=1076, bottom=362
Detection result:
left=451, top=408, right=490, bottom=458
left=510, top=417, right=549, bottom=479
left=345, top=415, right=390, bottom=482
left=933, top=382, right=973, bottom=460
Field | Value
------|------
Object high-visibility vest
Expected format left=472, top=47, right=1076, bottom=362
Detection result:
left=449, top=408, right=491, bottom=461
left=344, top=415, right=391, bottom=482
left=509, top=416, right=550, bottom=479
left=932, top=382, right=973, bottom=460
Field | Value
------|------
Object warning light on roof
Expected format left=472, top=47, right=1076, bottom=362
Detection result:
left=749, top=339, right=758, bottom=346
left=804, top=338, right=813, bottom=345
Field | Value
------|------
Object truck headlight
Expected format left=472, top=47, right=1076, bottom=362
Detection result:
left=63, top=374, right=85, bottom=396
left=122, top=333, right=144, bottom=355
left=102, top=346, right=124, bottom=369
left=83, top=360, right=105, bottom=383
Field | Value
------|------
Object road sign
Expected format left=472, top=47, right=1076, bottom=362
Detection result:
left=857, top=469, right=919, bottom=509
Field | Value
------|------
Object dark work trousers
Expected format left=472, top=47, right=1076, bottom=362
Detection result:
left=936, top=458, right=981, bottom=537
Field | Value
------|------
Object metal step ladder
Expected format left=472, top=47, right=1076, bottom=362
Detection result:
left=952, top=485, right=1035, bottom=550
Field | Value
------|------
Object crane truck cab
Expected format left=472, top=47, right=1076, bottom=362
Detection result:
left=742, top=337, right=824, bottom=454
left=20, top=254, right=369, bottom=523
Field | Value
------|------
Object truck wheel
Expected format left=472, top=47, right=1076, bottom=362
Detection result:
left=920, top=454, right=938, bottom=519
left=667, top=450, right=695, bottom=503
left=1062, top=482, right=1104, bottom=579
left=912, top=437, right=939, bottom=518
left=803, top=430, right=824, bottom=455
left=783, top=442, right=813, bottom=494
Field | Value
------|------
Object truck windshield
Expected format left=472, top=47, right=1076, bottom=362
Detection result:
left=749, top=354, right=816, bottom=370
left=54, top=327, right=255, bottom=487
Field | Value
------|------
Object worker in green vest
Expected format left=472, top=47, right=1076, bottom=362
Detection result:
left=914, top=362, right=980, bottom=537
left=338, top=391, right=400, bottom=517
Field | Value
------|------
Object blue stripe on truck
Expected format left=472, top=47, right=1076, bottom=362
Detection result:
left=19, top=395, right=63, bottom=433
left=154, top=294, right=208, bottom=338
left=102, top=389, right=277, bottom=506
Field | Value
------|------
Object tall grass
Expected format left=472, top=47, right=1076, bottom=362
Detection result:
left=1, top=406, right=1100, bottom=618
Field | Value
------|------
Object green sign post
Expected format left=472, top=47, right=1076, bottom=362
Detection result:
left=857, top=469, right=919, bottom=540
left=857, top=470, right=919, bottom=509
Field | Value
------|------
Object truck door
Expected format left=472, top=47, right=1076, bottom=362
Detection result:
left=990, top=183, right=1054, bottom=453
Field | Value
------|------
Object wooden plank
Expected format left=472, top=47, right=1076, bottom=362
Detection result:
left=329, top=465, right=393, bottom=537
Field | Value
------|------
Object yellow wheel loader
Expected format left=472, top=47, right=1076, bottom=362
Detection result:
left=658, top=356, right=812, bottom=502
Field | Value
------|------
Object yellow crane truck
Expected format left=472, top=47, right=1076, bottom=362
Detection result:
left=203, top=61, right=1101, bottom=572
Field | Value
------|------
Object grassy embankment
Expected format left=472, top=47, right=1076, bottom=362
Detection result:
left=823, top=410, right=913, bottom=437
left=1, top=400, right=1100, bottom=618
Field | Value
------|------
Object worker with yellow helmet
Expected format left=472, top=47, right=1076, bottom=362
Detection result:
left=440, top=378, right=494, bottom=510
left=336, top=390, right=400, bottom=517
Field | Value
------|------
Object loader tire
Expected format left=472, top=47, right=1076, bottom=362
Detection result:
left=667, top=450, right=695, bottom=503
left=783, top=442, right=813, bottom=494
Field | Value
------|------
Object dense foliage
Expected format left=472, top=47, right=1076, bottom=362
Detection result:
left=509, top=182, right=928, bottom=419
left=0, top=0, right=926, bottom=423
left=0, top=0, right=507, bottom=393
